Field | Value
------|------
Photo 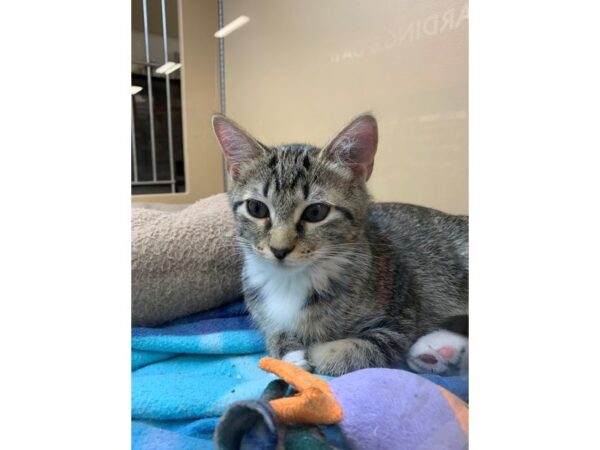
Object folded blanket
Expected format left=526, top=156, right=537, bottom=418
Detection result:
left=132, top=301, right=468, bottom=449
left=132, top=194, right=243, bottom=327
left=132, top=301, right=270, bottom=421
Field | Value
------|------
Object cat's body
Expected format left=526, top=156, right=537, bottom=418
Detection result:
left=212, top=114, right=468, bottom=376
left=244, top=202, right=468, bottom=375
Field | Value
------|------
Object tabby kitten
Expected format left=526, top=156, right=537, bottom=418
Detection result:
left=212, top=113, right=468, bottom=376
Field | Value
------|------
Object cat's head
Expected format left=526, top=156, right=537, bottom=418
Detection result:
left=212, top=114, right=378, bottom=268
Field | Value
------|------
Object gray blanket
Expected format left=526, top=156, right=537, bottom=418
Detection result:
left=131, top=193, right=242, bottom=326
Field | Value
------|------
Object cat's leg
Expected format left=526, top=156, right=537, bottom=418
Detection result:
left=307, top=330, right=408, bottom=376
left=266, top=331, right=311, bottom=370
left=406, top=329, right=468, bottom=376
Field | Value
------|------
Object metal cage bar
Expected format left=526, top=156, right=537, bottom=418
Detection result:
left=161, top=0, right=176, bottom=193
left=142, top=0, right=158, bottom=182
left=132, top=180, right=175, bottom=186
left=218, top=0, right=228, bottom=192
left=131, top=0, right=185, bottom=194
left=131, top=97, right=139, bottom=182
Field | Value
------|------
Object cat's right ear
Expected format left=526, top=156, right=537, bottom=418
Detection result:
left=321, top=114, right=378, bottom=183
left=211, top=114, right=266, bottom=179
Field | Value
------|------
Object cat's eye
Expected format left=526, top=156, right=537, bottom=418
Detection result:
left=246, top=199, right=269, bottom=219
left=302, top=203, right=331, bottom=223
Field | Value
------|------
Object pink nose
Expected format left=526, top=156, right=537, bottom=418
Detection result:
left=418, top=354, right=438, bottom=364
left=437, top=346, right=456, bottom=359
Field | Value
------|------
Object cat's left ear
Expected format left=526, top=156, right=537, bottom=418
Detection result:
left=321, top=114, right=378, bottom=182
left=212, top=114, right=266, bottom=179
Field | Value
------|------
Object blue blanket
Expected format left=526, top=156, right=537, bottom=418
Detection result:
left=132, top=301, right=468, bottom=449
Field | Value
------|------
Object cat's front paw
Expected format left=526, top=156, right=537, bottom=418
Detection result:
left=282, top=350, right=312, bottom=371
left=406, top=330, right=468, bottom=376
left=307, top=339, right=376, bottom=376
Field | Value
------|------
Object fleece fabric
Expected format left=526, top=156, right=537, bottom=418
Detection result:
left=215, top=368, right=468, bottom=450
left=132, top=301, right=469, bottom=449
left=132, top=301, right=270, bottom=421
left=330, top=369, right=468, bottom=450
left=132, top=193, right=243, bottom=326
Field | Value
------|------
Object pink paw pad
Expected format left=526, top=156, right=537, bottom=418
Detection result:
left=436, top=346, right=456, bottom=359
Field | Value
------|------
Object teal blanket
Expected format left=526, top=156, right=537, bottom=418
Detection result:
left=132, top=301, right=468, bottom=449
left=132, top=301, right=276, bottom=448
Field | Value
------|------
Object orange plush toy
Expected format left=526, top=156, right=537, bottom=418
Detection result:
left=258, top=357, right=343, bottom=424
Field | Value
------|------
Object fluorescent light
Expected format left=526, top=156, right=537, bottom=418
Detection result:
left=214, top=15, right=250, bottom=38
left=131, top=86, right=143, bottom=95
left=155, top=61, right=182, bottom=75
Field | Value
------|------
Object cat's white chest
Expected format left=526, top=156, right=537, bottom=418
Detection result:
left=244, top=254, right=312, bottom=332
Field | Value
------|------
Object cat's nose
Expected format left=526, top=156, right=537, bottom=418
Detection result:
left=270, top=246, right=293, bottom=260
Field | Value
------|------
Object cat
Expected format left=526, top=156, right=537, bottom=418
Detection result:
left=212, top=113, right=468, bottom=376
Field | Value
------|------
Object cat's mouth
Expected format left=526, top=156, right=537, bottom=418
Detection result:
left=258, top=252, right=313, bottom=270
left=246, top=244, right=316, bottom=269
left=270, top=257, right=309, bottom=270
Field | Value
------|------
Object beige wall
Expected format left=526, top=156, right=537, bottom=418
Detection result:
left=133, top=0, right=224, bottom=205
left=224, top=0, right=468, bottom=214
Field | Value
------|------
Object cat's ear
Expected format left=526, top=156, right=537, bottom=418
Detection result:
left=212, top=114, right=266, bottom=178
left=321, top=114, right=378, bottom=182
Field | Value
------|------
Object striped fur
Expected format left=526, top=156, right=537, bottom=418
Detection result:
left=213, top=114, right=468, bottom=376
